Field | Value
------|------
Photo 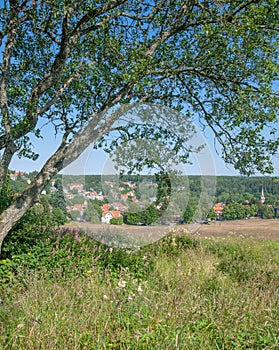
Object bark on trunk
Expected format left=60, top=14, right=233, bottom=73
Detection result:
left=0, top=105, right=126, bottom=252
left=0, top=176, right=44, bottom=252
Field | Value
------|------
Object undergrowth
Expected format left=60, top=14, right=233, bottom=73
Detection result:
left=0, top=226, right=278, bottom=349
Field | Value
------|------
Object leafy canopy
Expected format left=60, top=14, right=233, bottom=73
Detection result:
left=0, top=0, right=278, bottom=177
left=0, top=0, right=278, bottom=241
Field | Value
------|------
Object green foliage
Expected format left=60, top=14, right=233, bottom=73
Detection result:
left=0, top=226, right=156, bottom=284
left=69, top=210, right=80, bottom=221
left=222, top=202, right=258, bottom=220
left=123, top=210, right=142, bottom=225
left=142, top=204, right=159, bottom=225
left=149, top=233, right=199, bottom=257
left=124, top=203, right=159, bottom=226
left=52, top=207, right=67, bottom=225
left=183, top=199, right=198, bottom=223
left=49, top=180, right=67, bottom=215
left=206, top=238, right=279, bottom=286
left=183, top=205, right=196, bottom=223
left=84, top=200, right=102, bottom=223
left=0, top=174, right=14, bottom=214
left=110, top=217, right=123, bottom=225
left=207, top=207, right=217, bottom=220
left=66, top=195, right=86, bottom=205
left=1, top=232, right=278, bottom=349
left=215, top=176, right=279, bottom=205
left=14, top=195, right=65, bottom=230
left=1, top=0, right=279, bottom=243
left=260, top=204, right=275, bottom=219
left=10, top=176, right=28, bottom=194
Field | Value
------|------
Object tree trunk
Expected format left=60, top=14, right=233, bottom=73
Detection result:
left=0, top=150, right=64, bottom=253
left=0, top=202, right=29, bottom=252
left=0, top=177, right=44, bottom=252
left=0, top=108, right=123, bottom=252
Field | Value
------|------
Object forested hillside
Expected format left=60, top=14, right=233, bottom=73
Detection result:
left=62, top=174, right=279, bottom=205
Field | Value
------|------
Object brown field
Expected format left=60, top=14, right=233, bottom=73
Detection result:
left=65, top=218, right=279, bottom=246
left=191, top=218, right=279, bottom=240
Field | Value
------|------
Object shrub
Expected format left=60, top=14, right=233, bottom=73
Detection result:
left=110, top=217, right=123, bottom=225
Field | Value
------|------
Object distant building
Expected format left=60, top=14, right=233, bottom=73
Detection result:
left=260, top=186, right=265, bottom=204
left=101, top=203, right=122, bottom=224
left=9, top=171, right=24, bottom=181
left=213, top=203, right=226, bottom=220
left=66, top=183, right=84, bottom=193
left=66, top=202, right=88, bottom=219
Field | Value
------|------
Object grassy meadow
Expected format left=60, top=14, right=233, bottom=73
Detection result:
left=0, top=227, right=278, bottom=349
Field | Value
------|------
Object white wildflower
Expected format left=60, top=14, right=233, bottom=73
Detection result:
left=118, top=280, right=127, bottom=288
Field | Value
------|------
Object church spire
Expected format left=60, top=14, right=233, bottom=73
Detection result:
left=260, top=186, right=265, bottom=204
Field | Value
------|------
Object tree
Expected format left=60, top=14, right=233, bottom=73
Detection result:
left=84, top=200, right=102, bottom=223
left=142, top=204, right=159, bottom=226
left=52, top=207, right=67, bottom=225
left=260, top=204, right=274, bottom=219
left=50, top=180, right=67, bottom=215
left=207, top=207, right=217, bottom=221
left=110, top=217, right=123, bottom=225
left=123, top=210, right=142, bottom=225
left=0, top=173, right=14, bottom=213
left=183, top=203, right=197, bottom=223
left=124, top=203, right=159, bottom=225
left=222, top=202, right=250, bottom=220
left=0, top=1, right=278, bottom=248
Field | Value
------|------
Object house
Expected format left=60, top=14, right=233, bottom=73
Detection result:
left=213, top=203, right=226, bottom=220
left=66, top=183, right=84, bottom=192
left=119, top=190, right=135, bottom=200
left=101, top=210, right=122, bottom=224
left=66, top=202, right=88, bottom=218
left=110, top=202, right=128, bottom=211
left=122, top=181, right=136, bottom=189
left=9, top=171, right=25, bottom=181
left=101, top=203, right=122, bottom=224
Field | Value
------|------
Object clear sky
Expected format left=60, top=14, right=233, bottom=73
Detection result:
left=9, top=117, right=279, bottom=177
left=3, top=0, right=278, bottom=178
left=7, top=81, right=279, bottom=177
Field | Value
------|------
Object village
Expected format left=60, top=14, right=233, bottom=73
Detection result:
left=9, top=171, right=279, bottom=225
left=64, top=180, right=138, bottom=224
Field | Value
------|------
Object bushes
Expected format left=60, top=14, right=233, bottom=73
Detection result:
left=0, top=226, right=157, bottom=284
left=0, top=227, right=200, bottom=287
left=205, top=238, right=279, bottom=288
left=110, top=217, right=123, bottom=225
left=1, top=232, right=278, bottom=349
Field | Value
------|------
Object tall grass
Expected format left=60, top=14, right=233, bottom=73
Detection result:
left=1, top=231, right=278, bottom=349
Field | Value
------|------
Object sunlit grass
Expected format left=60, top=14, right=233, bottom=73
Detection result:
left=1, top=234, right=278, bottom=349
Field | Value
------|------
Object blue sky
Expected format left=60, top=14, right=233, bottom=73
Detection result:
left=3, top=1, right=278, bottom=177
left=9, top=118, right=279, bottom=177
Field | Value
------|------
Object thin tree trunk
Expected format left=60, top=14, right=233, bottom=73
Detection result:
left=0, top=174, right=47, bottom=252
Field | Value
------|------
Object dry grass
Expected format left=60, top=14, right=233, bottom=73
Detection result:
left=65, top=218, right=279, bottom=247
left=1, top=234, right=278, bottom=349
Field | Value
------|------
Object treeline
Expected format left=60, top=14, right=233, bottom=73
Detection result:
left=10, top=173, right=279, bottom=206
left=5, top=173, right=279, bottom=225
left=215, top=176, right=279, bottom=205
left=62, top=174, right=279, bottom=205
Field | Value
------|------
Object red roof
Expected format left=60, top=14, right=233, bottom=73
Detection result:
left=102, top=210, right=122, bottom=218
left=213, top=203, right=226, bottom=213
